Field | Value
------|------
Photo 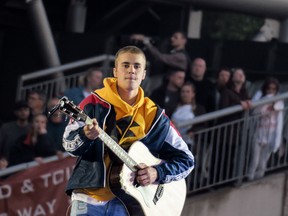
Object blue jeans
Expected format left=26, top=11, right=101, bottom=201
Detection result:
left=70, top=198, right=128, bottom=216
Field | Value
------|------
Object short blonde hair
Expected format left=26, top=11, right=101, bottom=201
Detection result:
left=114, top=45, right=146, bottom=67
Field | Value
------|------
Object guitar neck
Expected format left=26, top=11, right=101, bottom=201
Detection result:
left=84, top=116, right=138, bottom=172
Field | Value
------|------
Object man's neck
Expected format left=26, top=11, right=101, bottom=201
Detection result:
left=117, top=87, right=138, bottom=106
left=167, top=83, right=178, bottom=91
left=17, top=119, right=29, bottom=127
left=32, top=108, right=44, bottom=115
left=172, top=45, right=185, bottom=52
left=191, top=74, right=203, bottom=81
left=234, top=83, right=243, bottom=93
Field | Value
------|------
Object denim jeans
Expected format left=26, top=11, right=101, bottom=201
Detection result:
left=70, top=198, right=128, bottom=216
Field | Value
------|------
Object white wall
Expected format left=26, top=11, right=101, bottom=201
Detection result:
left=182, top=172, right=287, bottom=216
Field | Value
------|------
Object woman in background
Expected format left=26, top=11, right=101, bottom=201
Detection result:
left=248, top=77, right=284, bottom=180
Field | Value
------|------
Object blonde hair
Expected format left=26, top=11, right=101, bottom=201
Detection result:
left=114, top=45, right=146, bottom=67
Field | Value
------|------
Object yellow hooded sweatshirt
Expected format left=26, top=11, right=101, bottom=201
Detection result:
left=82, top=77, right=158, bottom=201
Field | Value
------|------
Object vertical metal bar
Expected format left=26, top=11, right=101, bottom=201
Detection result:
left=236, top=110, right=250, bottom=185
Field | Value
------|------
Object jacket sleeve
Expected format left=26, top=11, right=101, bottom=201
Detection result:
left=145, top=44, right=188, bottom=71
left=62, top=119, right=94, bottom=156
left=142, top=113, right=195, bottom=183
left=62, top=95, right=101, bottom=156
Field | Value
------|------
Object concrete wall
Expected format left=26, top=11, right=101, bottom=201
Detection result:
left=182, top=172, right=287, bottom=216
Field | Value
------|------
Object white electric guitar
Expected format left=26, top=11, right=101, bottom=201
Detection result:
left=49, top=96, right=187, bottom=216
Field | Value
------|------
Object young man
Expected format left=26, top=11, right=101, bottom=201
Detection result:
left=62, top=46, right=194, bottom=216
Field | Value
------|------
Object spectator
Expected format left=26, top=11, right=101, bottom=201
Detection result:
left=63, top=67, right=104, bottom=105
left=47, top=97, right=67, bottom=153
left=186, top=57, right=216, bottom=113
left=219, top=68, right=251, bottom=118
left=27, top=89, right=47, bottom=120
left=217, top=68, right=251, bottom=180
left=9, top=113, right=57, bottom=166
left=0, top=101, right=30, bottom=169
left=149, top=69, right=185, bottom=118
left=130, top=31, right=191, bottom=75
left=248, top=77, right=284, bottom=181
left=214, top=67, right=231, bottom=110
left=171, top=82, right=207, bottom=149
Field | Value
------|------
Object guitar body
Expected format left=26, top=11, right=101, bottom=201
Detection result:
left=109, top=141, right=187, bottom=216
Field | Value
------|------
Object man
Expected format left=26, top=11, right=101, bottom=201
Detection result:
left=0, top=101, right=30, bottom=169
left=62, top=46, right=194, bottom=216
left=130, top=31, right=191, bottom=75
left=27, top=89, right=47, bottom=119
left=215, top=67, right=231, bottom=110
left=63, top=67, right=104, bottom=105
left=186, top=57, right=216, bottom=113
left=150, top=69, right=186, bottom=118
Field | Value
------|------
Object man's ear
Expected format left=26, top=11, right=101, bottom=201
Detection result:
left=113, top=68, right=117, bottom=77
left=142, top=69, right=146, bottom=80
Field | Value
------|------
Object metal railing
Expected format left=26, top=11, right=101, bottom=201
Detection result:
left=183, top=92, right=288, bottom=194
left=0, top=153, right=69, bottom=177
left=16, top=54, right=115, bottom=101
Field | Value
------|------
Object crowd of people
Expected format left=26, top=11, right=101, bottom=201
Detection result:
left=0, top=67, right=105, bottom=169
left=0, top=30, right=286, bottom=191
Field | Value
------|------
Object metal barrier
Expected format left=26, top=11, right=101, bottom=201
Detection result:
left=0, top=153, right=69, bottom=177
left=182, top=92, right=288, bottom=195
left=16, top=54, right=115, bottom=100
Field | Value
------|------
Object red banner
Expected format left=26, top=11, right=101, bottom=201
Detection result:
left=0, top=156, right=76, bottom=216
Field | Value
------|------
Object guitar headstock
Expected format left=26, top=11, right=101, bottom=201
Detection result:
left=48, top=96, right=87, bottom=122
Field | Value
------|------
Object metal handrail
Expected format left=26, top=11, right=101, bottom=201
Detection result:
left=16, top=54, right=115, bottom=100
left=177, top=91, right=288, bottom=128
left=0, top=153, right=69, bottom=177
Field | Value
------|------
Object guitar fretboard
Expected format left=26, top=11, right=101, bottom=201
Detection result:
left=85, top=116, right=138, bottom=172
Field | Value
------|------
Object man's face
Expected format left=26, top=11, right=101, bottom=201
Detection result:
left=113, top=52, right=146, bottom=92
left=191, top=59, right=206, bottom=80
left=232, top=69, right=245, bottom=84
left=170, top=32, right=186, bottom=48
left=218, top=70, right=231, bottom=86
left=27, top=93, right=45, bottom=110
left=170, top=71, right=185, bottom=88
left=15, top=107, right=30, bottom=121
left=89, top=70, right=103, bottom=89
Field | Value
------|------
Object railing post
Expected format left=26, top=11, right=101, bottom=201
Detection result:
left=236, top=110, right=250, bottom=185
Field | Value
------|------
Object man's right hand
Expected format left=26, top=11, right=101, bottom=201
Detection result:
left=83, top=118, right=100, bottom=140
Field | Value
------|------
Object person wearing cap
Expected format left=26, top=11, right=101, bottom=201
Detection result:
left=0, top=100, right=30, bottom=169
